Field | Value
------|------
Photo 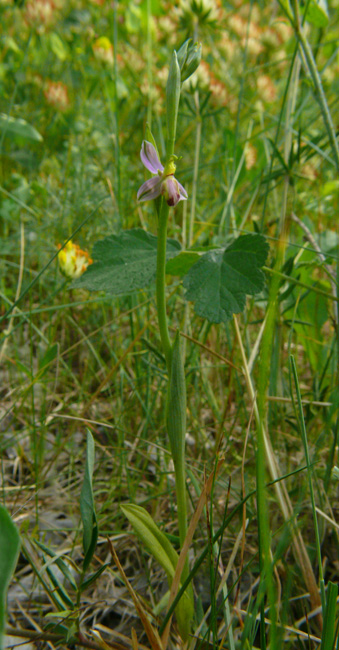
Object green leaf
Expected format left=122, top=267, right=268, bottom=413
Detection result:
left=166, top=251, right=201, bottom=276
left=121, top=504, right=178, bottom=581
left=303, top=0, right=329, bottom=27
left=121, top=504, right=194, bottom=641
left=0, top=114, right=43, bottom=142
left=321, top=582, right=338, bottom=650
left=73, top=229, right=181, bottom=295
left=34, top=540, right=78, bottom=589
left=80, top=563, right=110, bottom=592
left=0, top=506, right=21, bottom=650
left=183, top=234, right=269, bottom=323
left=45, top=565, right=74, bottom=610
left=80, top=430, right=98, bottom=572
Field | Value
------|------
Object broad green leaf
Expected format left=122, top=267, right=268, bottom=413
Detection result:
left=0, top=114, right=43, bottom=142
left=0, top=506, right=21, bottom=650
left=74, top=229, right=181, bottom=295
left=183, top=234, right=269, bottom=323
left=121, top=504, right=178, bottom=581
left=303, top=0, right=329, bottom=27
left=80, top=430, right=98, bottom=572
left=166, top=251, right=201, bottom=276
left=121, top=504, right=194, bottom=641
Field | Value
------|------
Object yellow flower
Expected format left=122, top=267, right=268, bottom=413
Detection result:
left=58, top=241, right=92, bottom=280
left=93, top=37, right=114, bottom=65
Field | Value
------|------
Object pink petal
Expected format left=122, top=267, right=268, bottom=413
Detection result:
left=177, top=180, right=188, bottom=200
left=137, top=176, right=162, bottom=201
left=140, top=141, right=164, bottom=175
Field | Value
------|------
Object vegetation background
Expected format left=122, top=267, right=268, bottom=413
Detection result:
left=1, top=0, right=339, bottom=647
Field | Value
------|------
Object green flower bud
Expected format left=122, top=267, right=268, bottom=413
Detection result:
left=166, top=50, right=181, bottom=154
left=181, top=41, right=202, bottom=82
left=177, top=39, right=191, bottom=71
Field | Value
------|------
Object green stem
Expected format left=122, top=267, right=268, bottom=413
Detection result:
left=291, top=0, right=339, bottom=171
left=156, top=200, right=172, bottom=372
left=174, top=459, right=188, bottom=566
left=166, top=138, right=175, bottom=158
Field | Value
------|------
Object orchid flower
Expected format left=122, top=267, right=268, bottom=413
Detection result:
left=137, top=141, right=188, bottom=207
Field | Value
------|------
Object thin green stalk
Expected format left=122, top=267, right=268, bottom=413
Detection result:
left=263, top=266, right=339, bottom=303
left=233, top=315, right=321, bottom=629
left=146, top=0, right=152, bottom=128
left=112, top=1, right=121, bottom=222
left=156, top=200, right=172, bottom=372
left=291, top=0, right=339, bottom=171
left=290, top=355, right=325, bottom=609
left=188, top=92, right=201, bottom=248
left=174, top=459, right=188, bottom=574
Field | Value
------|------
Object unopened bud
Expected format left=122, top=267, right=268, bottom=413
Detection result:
left=166, top=50, right=181, bottom=153
left=181, top=41, right=202, bottom=82
left=177, top=39, right=191, bottom=71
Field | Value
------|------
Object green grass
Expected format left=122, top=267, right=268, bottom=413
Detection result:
left=1, top=0, right=339, bottom=648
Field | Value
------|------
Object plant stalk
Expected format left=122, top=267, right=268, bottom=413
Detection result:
left=156, top=200, right=172, bottom=372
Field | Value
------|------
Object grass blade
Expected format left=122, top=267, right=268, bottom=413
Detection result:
left=80, top=430, right=98, bottom=572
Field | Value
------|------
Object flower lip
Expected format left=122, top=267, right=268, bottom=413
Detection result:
left=140, top=141, right=164, bottom=175
left=162, top=176, right=181, bottom=206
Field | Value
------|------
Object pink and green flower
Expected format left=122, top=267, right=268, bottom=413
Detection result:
left=137, top=141, right=188, bottom=207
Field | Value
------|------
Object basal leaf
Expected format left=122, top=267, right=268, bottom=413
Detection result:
left=121, top=504, right=194, bottom=641
left=121, top=504, right=178, bottom=581
left=80, top=430, right=98, bottom=572
left=74, top=229, right=181, bottom=294
left=0, top=506, right=20, bottom=650
left=183, top=234, right=269, bottom=323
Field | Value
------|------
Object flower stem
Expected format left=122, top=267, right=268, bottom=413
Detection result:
left=157, top=199, right=190, bottom=584
left=174, top=457, right=189, bottom=578
left=156, top=199, right=172, bottom=372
